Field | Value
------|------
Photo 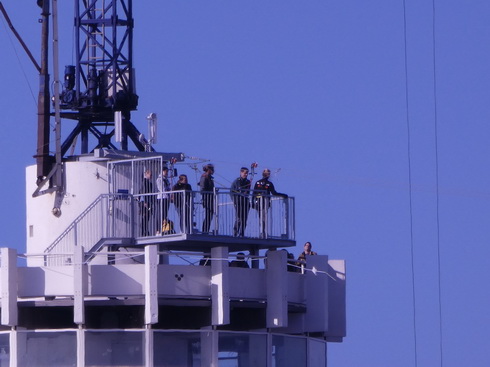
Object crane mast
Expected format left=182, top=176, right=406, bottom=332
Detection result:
left=36, top=0, right=148, bottom=186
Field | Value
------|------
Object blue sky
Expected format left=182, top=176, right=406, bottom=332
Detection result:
left=1, top=1, right=490, bottom=366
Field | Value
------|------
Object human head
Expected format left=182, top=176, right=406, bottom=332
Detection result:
left=144, top=169, right=152, bottom=179
left=240, top=167, right=249, bottom=178
left=178, top=174, right=188, bottom=183
left=203, top=164, right=215, bottom=173
left=262, top=168, right=271, bottom=178
left=304, top=242, right=312, bottom=253
left=162, top=166, right=169, bottom=176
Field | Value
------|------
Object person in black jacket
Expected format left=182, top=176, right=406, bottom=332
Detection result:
left=199, top=164, right=215, bottom=233
left=252, top=168, right=287, bottom=238
left=139, top=169, right=154, bottom=236
left=230, top=167, right=251, bottom=237
left=173, top=174, right=193, bottom=233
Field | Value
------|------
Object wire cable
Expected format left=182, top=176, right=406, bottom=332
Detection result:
left=431, top=0, right=444, bottom=365
left=0, top=13, right=37, bottom=107
left=402, top=0, right=419, bottom=365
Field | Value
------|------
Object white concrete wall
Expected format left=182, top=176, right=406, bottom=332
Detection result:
left=25, top=161, right=109, bottom=265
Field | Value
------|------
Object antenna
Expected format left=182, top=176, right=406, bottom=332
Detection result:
left=147, top=113, right=158, bottom=145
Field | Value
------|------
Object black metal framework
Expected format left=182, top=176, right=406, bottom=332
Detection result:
left=59, top=0, right=146, bottom=154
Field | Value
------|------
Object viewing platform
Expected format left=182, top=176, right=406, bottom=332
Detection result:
left=43, top=190, right=295, bottom=266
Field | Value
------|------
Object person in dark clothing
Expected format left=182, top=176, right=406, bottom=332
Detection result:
left=297, top=241, right=318, bottom=263
left=230, top=252, right=250, bottom=268
left=230, top=167, right=251, bottom=237
left=199, top=164, right=215, bottom=233
left=287, top=252, right=299, bottom=272
left=139, top=169, right=155, bottom=236
left=252, top=168, right=288, bottom=238
left=156, top=166, right=171, bottom=233
left=173, top=174, right=193, bottom=233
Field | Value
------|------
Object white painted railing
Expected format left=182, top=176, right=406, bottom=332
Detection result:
left=44, top=191, right=295, bottom=266
left=44, top=194, right=135, bottom=266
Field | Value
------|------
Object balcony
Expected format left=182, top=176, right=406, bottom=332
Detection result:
left=44, top=190, right=295, bottom=266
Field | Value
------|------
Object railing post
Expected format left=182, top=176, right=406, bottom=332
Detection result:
left=190, top=192, right=195, bottom=234
left=130, top=195, right=135, bottom=238
left=213, top=188, right=219, bottom=235
left=284, top=198, right=289, bottom=239
left=74, top=244, right=86, bottom=325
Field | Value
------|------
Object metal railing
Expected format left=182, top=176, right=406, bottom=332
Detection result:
left=44, top=191, right=295, bottom=265
left=134, top=189, right=295, bottom=240
left=44, top=194, right=135, bottom=266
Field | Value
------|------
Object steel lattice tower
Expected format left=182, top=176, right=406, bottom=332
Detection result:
left=54, top=0, right=146, bottom=159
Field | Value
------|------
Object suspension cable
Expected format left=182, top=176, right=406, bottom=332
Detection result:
left=402, top=0, right=418, bottom=365
left=431, top=0, right=444, bottom=365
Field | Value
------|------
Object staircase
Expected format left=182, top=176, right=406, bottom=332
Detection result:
left=44, top=193, right=136, bottom=266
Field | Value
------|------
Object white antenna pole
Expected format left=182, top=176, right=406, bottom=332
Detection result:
left=147, top=112, right=158, bottom=145
left=114, top=111, right=123, bottom=143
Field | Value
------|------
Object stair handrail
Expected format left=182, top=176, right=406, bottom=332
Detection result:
left=44, top=193, right=133, bottom=255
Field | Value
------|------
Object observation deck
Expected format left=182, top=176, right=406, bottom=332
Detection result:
left=13, top=154, right=346, bottom=366
left=38, top=154, right=296, bottom=266
left=42, top=190, right=295, bottom=267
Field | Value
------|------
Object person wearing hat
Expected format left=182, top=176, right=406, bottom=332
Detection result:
left=199, top=164, right=215, bottom=233
left=252, top=168, right=287, bottom=238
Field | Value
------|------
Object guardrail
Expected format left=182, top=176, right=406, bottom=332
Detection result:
left=134, top=189, right=295, bottom=240
left=44, top=194, right=135, bottom=266
left=44, top=191, right=295, bottom=266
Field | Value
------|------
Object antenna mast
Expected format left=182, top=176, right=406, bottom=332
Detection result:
left=35, top=0, right=149, bottom=186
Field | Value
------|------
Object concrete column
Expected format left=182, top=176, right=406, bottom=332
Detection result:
left=200, top=328, right=217, bottom=367
left=73, top=245, right=86, bottom=325
left=9, top=328, right=18, bottom=367
left=1, top=248, right=18, bottom=327
left=145, top=325, right=154, bottom=367
left=211, top=246, right=229, bottom=326
left=77, top=325, right=85, bottom=367
left=266, top=250, right=288, bottom=328
left=304, top=255, right=329, bottom=333
left=145, top=245, right=158, bottom=325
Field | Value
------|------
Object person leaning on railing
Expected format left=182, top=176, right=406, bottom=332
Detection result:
left=252, top=168, right=288, bottom=238
left=297, top=241, right=317, bottom=271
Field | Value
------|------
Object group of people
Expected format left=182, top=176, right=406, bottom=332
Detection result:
left=139, top=167, right=192, bottom=236
left=139, top=163, right=288, bottom=237
left=199, top=242, right=318, bottom=271
left=230, top=166, right=288, bottom=237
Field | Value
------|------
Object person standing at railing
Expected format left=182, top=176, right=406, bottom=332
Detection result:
left=139, top=169, right=155, bottom=236
left=173, top=174, right=193, bottom=233
left=230, top=167, right=251, bottom=237
left=156, top=166, right=171, bottom=234
left=199, top=164, right=215, bottom=234
left=297, top=241, right=317, bottom=272
left=252, top=168, right=288, bottom=238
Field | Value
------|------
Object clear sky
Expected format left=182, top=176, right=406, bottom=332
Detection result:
left=1, top=1, right=490, bottom=366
